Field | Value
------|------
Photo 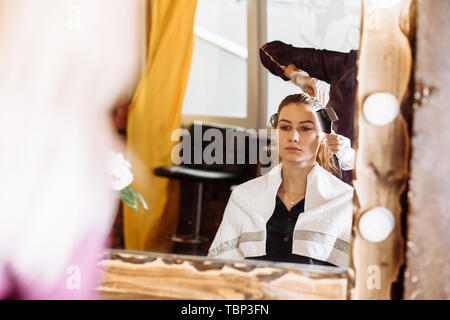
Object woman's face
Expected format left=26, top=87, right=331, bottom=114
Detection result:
left=277, top=102, right=323, bottom=164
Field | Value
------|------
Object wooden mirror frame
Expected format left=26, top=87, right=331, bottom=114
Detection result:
left=97, top=0, right=419, bottom=300
left=97, top=250, right=348, bottom=299
left=349, top=0, right=415, bottom=300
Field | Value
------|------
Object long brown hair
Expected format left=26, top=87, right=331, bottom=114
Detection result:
left=270, top=93, right=341, bottom=179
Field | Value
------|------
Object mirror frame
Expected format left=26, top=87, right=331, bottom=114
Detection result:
left=97, top=249, right=348, bottom=300
left=349, top=0, right=415, bottom=300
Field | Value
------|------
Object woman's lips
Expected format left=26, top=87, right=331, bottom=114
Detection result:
left=285, top=147, right=302, bottom=152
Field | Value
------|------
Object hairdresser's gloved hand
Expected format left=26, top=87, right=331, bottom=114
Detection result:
left=311, top=77, right=330, bottom=107
left=323, top=133, right=355, bottom=170
left=285, top=65, right=330, bottom=107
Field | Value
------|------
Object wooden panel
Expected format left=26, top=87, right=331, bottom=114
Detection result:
left=349, top=0, right=415, bottom=299
left=404, top=0, right=450, bottom=300
left=96, top=250, right=348, bottom=300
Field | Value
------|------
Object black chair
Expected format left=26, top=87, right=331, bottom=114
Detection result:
left=154, top=121, right=259, bottom=245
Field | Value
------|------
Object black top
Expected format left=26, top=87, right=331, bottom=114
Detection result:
left=248, top=196, right=336, bottom=267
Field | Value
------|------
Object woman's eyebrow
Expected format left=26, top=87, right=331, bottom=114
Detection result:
left=279, top=119, right=315, bottom=125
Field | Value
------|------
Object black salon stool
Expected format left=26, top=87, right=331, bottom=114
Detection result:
left=154, top=122, right=257, bottom=247
left=154, top=166, right=241, bottom=244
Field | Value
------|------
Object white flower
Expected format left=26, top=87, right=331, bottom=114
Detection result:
left=107, top=152, right=133, bottom=191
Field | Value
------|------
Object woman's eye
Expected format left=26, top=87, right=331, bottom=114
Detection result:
left=301, top=126, right=313, bottom=131
left=280, top=126, right=290, bottom=130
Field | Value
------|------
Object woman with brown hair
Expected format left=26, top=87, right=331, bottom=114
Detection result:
left=260, top=40, right=357, bottom=184
left=208, top=93, right=354, bottom=268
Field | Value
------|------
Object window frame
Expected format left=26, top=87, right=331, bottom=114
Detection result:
left=181, top=0, right=268, bottom=130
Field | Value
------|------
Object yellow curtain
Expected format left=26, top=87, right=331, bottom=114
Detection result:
left=124, top=0, right=198, bottom=252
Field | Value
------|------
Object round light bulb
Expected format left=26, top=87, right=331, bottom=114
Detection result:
left=363, top=92, right=400, bottom=126
left=371, top=0, right=401, bottom=8
left=359, top=207, right=395, bottom=243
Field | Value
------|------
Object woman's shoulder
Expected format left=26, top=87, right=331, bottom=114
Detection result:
left=231, top=164, right=281, bottom=203
left=228, top=173, right=280, bottom=216
left=313, top=164, right=354, bottom=194
left=232, top=174, right=270, bottom=196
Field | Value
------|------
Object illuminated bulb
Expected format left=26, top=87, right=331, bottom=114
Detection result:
left=359, top=207, right=395, bottom=243
left=371, top=0, right=401, bottom=8
left=363, top=93, right=400, bottom=126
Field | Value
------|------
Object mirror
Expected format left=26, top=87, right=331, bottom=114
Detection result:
left=0, top=0, right=416, bottom=301
left=116, top=0, right=362, bottom=290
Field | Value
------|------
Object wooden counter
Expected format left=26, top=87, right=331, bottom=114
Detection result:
left=96, top=250, right=348, bottom=300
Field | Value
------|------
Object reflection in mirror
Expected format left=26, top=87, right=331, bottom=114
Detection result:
left=207, top=93, right=354, bottom=269
left=117, top=0, right=361, bottom=275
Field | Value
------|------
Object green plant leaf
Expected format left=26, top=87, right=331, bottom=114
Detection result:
left=120, top=187, right=134, bottom=199
left=128, top=187, right=149, bottom=210
left=119, top=186, right=149, bottom=212
left=119, top=188, right=132, bottom=203
left=125, top=198, right=139, bottom=212
left=120, top=188, right=138, bottom=211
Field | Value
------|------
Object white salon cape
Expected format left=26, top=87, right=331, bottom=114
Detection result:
left=208, top=162, right=354, bottom=268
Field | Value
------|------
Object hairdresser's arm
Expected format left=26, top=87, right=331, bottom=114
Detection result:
left=260, top=40, right=356, bottom=84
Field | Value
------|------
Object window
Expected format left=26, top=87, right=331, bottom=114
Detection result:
left=182, top=0, right=361, bottom=130
left=182, top=0, right=253, bottom=127
left=265, top=0, right=361, bottom=124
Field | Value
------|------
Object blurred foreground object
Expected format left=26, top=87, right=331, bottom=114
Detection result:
left=0, top=0, right=145, bottom=299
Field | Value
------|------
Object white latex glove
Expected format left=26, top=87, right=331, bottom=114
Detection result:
left=312, top=78, right=330, bottom=107
left=323, top=133, right=355, bottom=170
left=290, top=71, right=330, bottom=107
